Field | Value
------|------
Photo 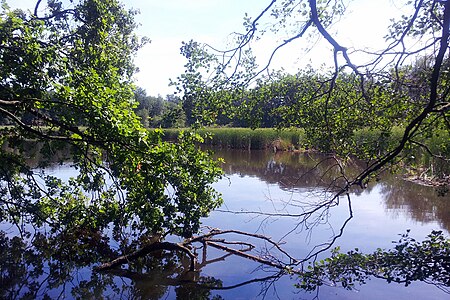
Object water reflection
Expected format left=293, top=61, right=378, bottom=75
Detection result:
left=1, top=148, right=449, bottom=299
left=214, top=149, right=450, bottom=232
left=0, top=227, right=287, bottom=299
left=380, top=178, right=450, bottom=232
left=0, top=228, right=225, bottom=299
left=1, top=140, right=74, bottom=168
left=217, top=150, right=352, bottom=191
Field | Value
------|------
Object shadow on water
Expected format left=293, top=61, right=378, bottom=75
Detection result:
left=1, top=147, right=449, bottom=299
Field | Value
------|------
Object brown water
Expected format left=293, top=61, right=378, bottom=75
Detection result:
left=1, top=149, right=449, bottom=299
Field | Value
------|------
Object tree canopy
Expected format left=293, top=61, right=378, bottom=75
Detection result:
left=0, top=0, right=222, bottom=239
left=174, top=0, right=450, bottom=186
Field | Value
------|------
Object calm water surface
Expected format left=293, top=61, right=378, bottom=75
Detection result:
left=197, top=150, right=450, bottom=300
left=2, top=149, right=449, bottom=299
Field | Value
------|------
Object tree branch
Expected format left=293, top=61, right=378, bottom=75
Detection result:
left=351, top=0, right=450, bottom=187
left=94, top=241, right=197, bottom=272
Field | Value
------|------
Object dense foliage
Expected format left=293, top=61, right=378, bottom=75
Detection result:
left=298, top=230, right=450, bottom=291
left=133, top=87, right=186, bottom=128
left=0, top=0, right=222, bottom=239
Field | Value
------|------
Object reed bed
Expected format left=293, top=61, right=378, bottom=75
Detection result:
left=163, top=127, right=306, bottom=150
left=162, top=126, right=450, bottom=180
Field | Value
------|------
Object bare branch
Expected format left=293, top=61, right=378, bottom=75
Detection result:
left=34, top=0, right=43, bottom=17
left=350, top=0, right=450, bottom=188
left=94, top=241, right=196, bottom=272
left=308, top=0, right=357, bottom=73
left=206, top=240, right=289, bottom=270
left=0, top=99, right=22, bottom=106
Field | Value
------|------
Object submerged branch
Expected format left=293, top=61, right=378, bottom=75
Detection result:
left=206, top=240, right=289, bottom=271
left=94, top=241, right=196, bottom=272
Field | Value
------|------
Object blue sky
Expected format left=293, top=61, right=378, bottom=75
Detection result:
left=8, top=0, right=404, bottom=96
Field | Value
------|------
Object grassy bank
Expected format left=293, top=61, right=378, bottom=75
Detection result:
left=163, top=127, right=450, bottom=181
left=163, top=126, right=409, bottom=153
left=163, top=127, right=306, bottom=151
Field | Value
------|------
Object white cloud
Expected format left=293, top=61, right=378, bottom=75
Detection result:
left=134, top=38, right=184, bottom=96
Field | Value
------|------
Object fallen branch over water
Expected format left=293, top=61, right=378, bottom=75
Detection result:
left=94, top=227, right=298, bottom=273
left=94, top=241, right=196, bottom=271
left=93, top=227, right=450, bottom=295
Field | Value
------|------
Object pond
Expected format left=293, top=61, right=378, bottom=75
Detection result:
left=1, top=148, right=449, bottom=299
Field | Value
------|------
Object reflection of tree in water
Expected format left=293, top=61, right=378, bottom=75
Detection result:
left=215, top=148, right=450, bottom=233
left=3, top=147, right=449, bottom=299
left=379, top=177, right=450, bottom=232
left=1, top=140, right=74, bottom=168
left=215, top=149, right=363, bottom=191
left=2, top=227, right=292, bottom=299
left=0, top=230, right=117, bottom=299
left=0, top=148, right=361, bottom=300
left=2, top=225, right=449, bottom=299
left=0, top=229, right=227, bottom=300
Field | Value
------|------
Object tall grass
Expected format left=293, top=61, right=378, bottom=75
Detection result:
left=163, top=126, right=450, bottom=180
left=353, top=126, right=450, bottom=180
left=163, top=127, right=306, bottom=150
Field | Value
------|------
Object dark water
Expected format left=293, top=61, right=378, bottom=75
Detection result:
left=1, top=149, right=449, bottom=299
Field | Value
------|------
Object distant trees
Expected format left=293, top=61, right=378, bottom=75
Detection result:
left=132, top=87, right=186, bottom=128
